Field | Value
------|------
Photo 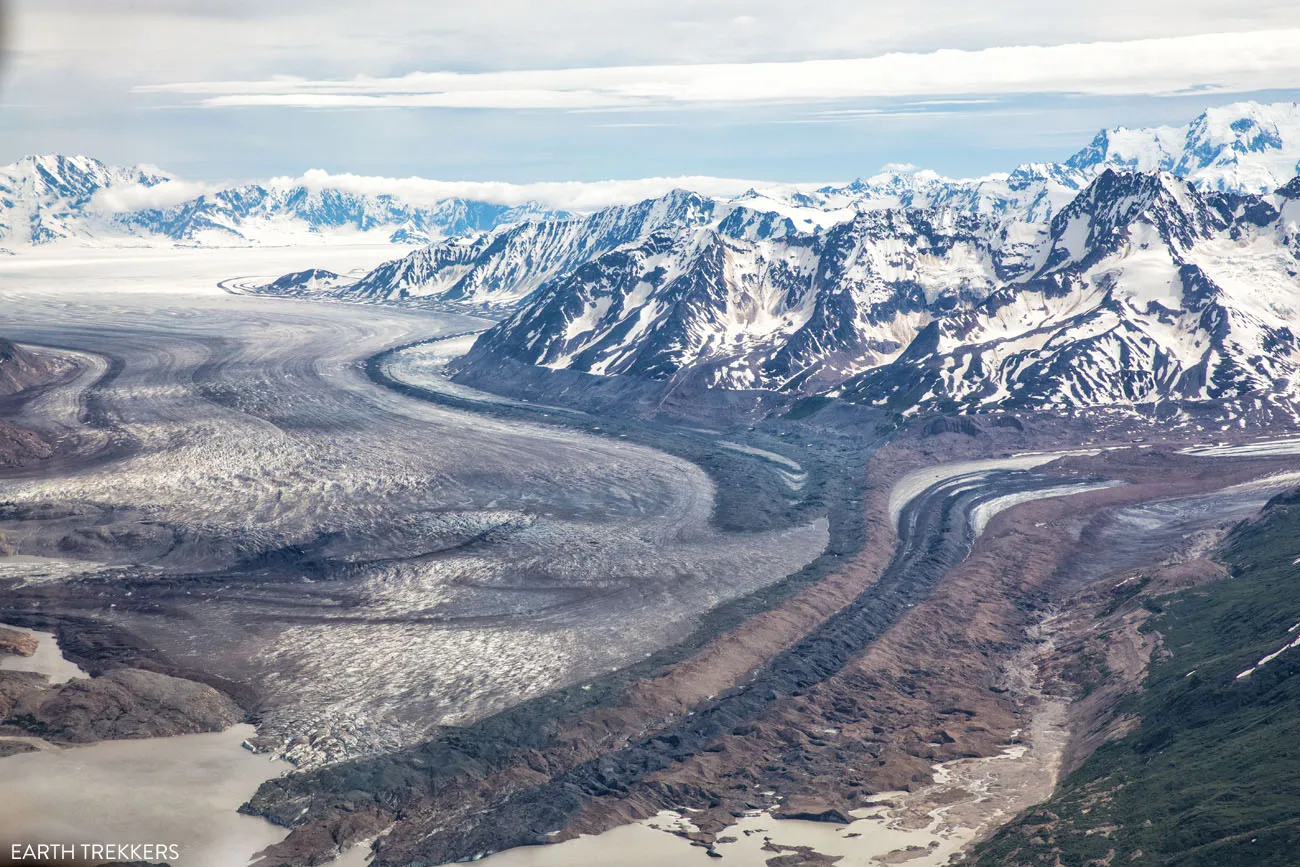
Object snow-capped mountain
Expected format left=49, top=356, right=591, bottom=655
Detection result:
left=116, top=187, right=564, bottom=247
left=0, top=155, right=566, bottom=248
left=467, top=206, right=1012, bottom=390
left=0, top=155, right=172, bottom=245
left=8, top=102, right=1299, bottom=255
left=464, top=166, right=1300, bottom=418
left=839, top=170, right=1300, bottom=414
left=1062, top=102, right=1300, bottom=194
left=13, top=102, right=1300, bottom=418
left=438, top=104, right=1300, bottom=418
left=256, top=189, right=723, bottom=307
left=273, top=101, right=1297, bottom=309
left=791, top=101, right=1300, bottom=239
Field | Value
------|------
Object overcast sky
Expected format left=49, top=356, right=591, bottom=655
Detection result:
left=5, top=0, right=1300, bottom=184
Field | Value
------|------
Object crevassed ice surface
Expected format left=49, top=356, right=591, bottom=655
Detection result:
left=0, top=251, right=828, bottom=764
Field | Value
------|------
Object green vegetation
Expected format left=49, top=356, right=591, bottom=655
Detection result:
left=1100, top=574, right=1150, bottom=617
left=971, top=489, right=1300, bottom=866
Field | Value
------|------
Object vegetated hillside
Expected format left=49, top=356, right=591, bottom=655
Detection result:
left=971, top=489, right=1300, bottom=867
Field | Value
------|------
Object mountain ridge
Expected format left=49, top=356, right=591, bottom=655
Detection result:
left=6, top=101, right=1299, bottom=252
left=9, top=103, right=1300, bottom=421
left=456, top=164, right=1300, bottom=422
left=839, top=168, right=1300, bottom=418
left=0, top=154, right=570, bottom=248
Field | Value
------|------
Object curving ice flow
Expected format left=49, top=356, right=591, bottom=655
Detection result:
left=382, top=331, right=582, bottom=413
left=887, top=450, right=1103, bottom=531
left=969, top=482, right=1122, bottom=537
left=0, top=250, right=829, bottom=765
left=717, top=441, right=807, bottom=490
left=1181, top=438, right=1300, bottom=458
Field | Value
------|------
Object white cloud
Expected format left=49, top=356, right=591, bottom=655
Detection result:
left=285, top=169, right=819, bottom=211
left=80, top=168, right=826, bottom=214
left=139, top=30, right=1300, bottom=110
left=21, top=1, right=1300, bottom=86
left=89, top=179, right=222, bottom=213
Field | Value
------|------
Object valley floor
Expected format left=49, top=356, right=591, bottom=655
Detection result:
left=0, top=248, right=1298, bottom=867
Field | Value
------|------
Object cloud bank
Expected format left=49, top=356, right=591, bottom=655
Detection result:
left=289, top=170, right=823, bottom=210
left=139, top=30, right=1300, bottom=110
left=86, top=170, right=824, bottom=214
left=89, top=179, right=223, bottom=213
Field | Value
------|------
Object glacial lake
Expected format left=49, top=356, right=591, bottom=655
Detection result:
left=0, top=724, right=289, bottom=867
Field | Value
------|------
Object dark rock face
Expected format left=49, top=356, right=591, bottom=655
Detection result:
left=0, top=670, right=46, bottom=719
left=260, top=269, right=345, bottom=295
left=1042, top=169, right=1223, bottom=269
left=0, top=422, right=54, bottom=469
left=0, top=338, right=56, bottom=397
left=771, top=800, right=854, bottom=824
left=0, top=339, right=64, bottom=468
left=0, top=668, right=242, bottom=743
left=921, top=417, right=983, bottom=438
left=1277, top=176, right=1300, bottom=199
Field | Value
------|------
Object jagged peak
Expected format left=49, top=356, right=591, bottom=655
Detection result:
left=1063, top=102, right=1300, bottom=192
left=2, top=153, right=172, bottom=184
left=8, top=153, right=110, bottom=172
left=1050, top=169, right=1208, bottom=231
left=1190, top=100, right=1300, bottom=135
left=1275, top=176, right=1300, bottom=199
left=651, top=186, right=711, bottom=206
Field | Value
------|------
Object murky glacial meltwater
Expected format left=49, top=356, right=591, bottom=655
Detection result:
left=0, top=621, right=290, bottom=867
left=0, top=724, right=289, bottom=867
left=0, top=621, right=88, bottom=684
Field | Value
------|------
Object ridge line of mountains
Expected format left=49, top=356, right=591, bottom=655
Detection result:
left=7, top=101, right=1300, bottom=420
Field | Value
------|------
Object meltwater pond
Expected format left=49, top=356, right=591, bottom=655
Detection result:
left=0, top=725, right=289, bottom=867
